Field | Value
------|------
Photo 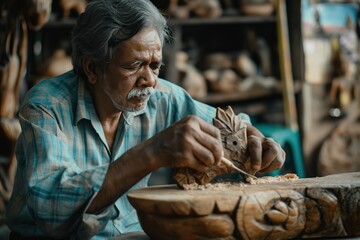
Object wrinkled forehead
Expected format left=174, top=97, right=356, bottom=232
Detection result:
left=114, top=28, right=163, bottom=59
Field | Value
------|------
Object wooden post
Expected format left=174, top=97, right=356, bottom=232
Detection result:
left=276, top=0, right=299, bottom=130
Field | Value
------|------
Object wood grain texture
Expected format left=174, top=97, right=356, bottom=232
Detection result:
left=128, top=172, right=360, bottom=239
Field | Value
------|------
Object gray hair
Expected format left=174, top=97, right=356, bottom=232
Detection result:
left=71, top=0, right=171, bottom=80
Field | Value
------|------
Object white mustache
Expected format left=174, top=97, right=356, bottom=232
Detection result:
left=127, top=87, right=155, bottom=100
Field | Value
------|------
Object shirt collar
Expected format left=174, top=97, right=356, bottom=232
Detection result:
left=75, top=78, right=96, bottom=125
left=75, top=78, right=146, bottom=126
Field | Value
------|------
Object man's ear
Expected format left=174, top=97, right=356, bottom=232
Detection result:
left=83, top=57, right=97, bottom=84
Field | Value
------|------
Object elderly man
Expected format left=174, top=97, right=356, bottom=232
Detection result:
left=6, top=0, right=285, bottom=238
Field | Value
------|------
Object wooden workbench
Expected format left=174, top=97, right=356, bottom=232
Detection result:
left=128, top=172, right=360, bottom=240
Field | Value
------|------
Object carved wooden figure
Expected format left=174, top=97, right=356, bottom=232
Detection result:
left=0, top=17, right=27, bottom=222
left=59, top=0, right=86, bottom=18
left=240, top=0, right=275, bottom=16
left=173, top=106, right=249, bottom=187
left=0, top=0, right=52, bottom=222
left=176, top=51, right=207, bottom=99
left=128, top=172, right=360, bottom=240
left=168, top=0, right=222, bottom=19
left=318, top=103, right=360, bottom=176
left=23, top=0, right=52, bottom=30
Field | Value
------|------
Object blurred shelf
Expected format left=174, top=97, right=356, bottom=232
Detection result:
left=1, top=15, right=276, bottom=29
left=195, top=81, right=302, bottom=105
left=0, top=18, right=77, bottom=29
left=3, top=15, right=276, bottom=30
left=43, top=18, right=77, bottom=28
left=168, top=15, right=276, bottom=26
left=195, top=87, right=282, bottom=105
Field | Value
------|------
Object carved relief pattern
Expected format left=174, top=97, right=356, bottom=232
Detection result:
left=213, top=106, right=249, bottom=170
left=173, top=106, right=249, bottom=187
left=236, top=190, right=305, bottom=240
left=128, top=173, right=360, bottom=240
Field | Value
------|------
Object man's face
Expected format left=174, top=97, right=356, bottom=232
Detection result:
left=99, top=27, right=163, bottom=112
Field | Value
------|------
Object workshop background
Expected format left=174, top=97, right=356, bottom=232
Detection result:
left=0, top=0, right=359, bottom=238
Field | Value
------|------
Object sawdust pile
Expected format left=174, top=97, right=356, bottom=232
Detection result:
left=246, top=173, right=299, bottom=184
left=182, top=173, right=299, bottom=190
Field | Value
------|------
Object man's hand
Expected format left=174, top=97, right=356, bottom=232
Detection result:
left=149, top=115, right=223, bottom=172
left=246, top=124, right=286, bottom=174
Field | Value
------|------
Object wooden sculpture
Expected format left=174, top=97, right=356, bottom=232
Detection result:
left=176, top=51, right=207, bottom=99
left=173, top=106, right=249, bottom=187
left=318, top=103, right=360, bottom=176
left=201, top=52, right=242, bottom=93
left=240, top=0, right=275, bottom=16
left=59, top=0, right=87, bottom=18
left=0, top=10, right=29, bottom=223
left=168, top=0, right=223, bottom=19
left=128, top=172, right=360, bottom=240
left=22, top=0, right=52, bottom=30
left=0, top=0, right=52, bottom=223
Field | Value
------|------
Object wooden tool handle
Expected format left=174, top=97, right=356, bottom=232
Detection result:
left=221, top=157, right=257, bottom=179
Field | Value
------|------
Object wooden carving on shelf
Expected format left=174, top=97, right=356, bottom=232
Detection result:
left=0, top=0, right=52, bottom=223
left=59, top=0, right=87, bottom=18
left=240, top=0, right=275, bottom=16
left=168, top=0, right=222, bottom=19
left=318, top=103, right=360, bottom=176
left=23, top=0, right=52, bottom=30
left=173, top=106, right=249, bottom=187
left=128, top=172, right=360, bottom=240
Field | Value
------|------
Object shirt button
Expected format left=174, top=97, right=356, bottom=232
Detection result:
left=114, top=219, right=120, bottom=225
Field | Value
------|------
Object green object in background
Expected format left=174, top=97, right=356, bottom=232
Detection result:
left=254, top=123, right=306, bottom=178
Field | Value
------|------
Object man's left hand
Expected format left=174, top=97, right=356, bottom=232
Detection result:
left=246, top=124, right=286, bottom=174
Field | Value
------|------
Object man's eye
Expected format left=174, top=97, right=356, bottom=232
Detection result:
left=124, top=66, right=139, bottom=70
left=124, top=62, right=142, bottom=70
left=150, top=62, right=164, bottom=71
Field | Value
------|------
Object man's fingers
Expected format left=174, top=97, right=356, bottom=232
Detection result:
left=248, top=135, right=263, bottom=171
left=192, top=143, right=216, bottom=172
left=258, top=148, right=285, bottom=173
left=248, top=136, right=286, bottom=173
left=195, top=117, right=222, bottom=165
left=260, top=138, right=279, bottom=168
left=171, top=116, right=223, bottom=169
left=198, top=117, right=221, bottom=139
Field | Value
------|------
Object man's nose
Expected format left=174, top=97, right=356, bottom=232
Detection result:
left=137, top=65, right=157, bottom=87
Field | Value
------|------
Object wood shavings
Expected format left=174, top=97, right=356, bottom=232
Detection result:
left=246, top=173, right=299, bottom=185
left=181, top=173, right=299, bottom=190
left=182, top=181, right=245, bottom=191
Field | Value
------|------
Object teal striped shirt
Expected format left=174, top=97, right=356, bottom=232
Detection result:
left=6, top=70, right=250, bottom=239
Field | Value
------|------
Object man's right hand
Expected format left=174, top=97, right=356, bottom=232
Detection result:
left=147, top=115, right=223, bottom=172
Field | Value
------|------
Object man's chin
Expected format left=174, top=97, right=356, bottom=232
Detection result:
left=115, top=102, right=148, bottom=113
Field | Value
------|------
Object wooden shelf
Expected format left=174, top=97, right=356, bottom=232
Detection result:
left=11, top=15, right=276, bottom=30
left=194, top=81, right=302, bottom=105
left=195, top=87, right=281, bottom=105
left=168, top=16, right=276, bottom=26
left=43, top=18, right=77, bottom=28
left=0, top=18, right=77, bottom=29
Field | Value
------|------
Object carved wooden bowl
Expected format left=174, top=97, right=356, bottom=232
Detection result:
left=127, top=172, right=360, bottom=240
